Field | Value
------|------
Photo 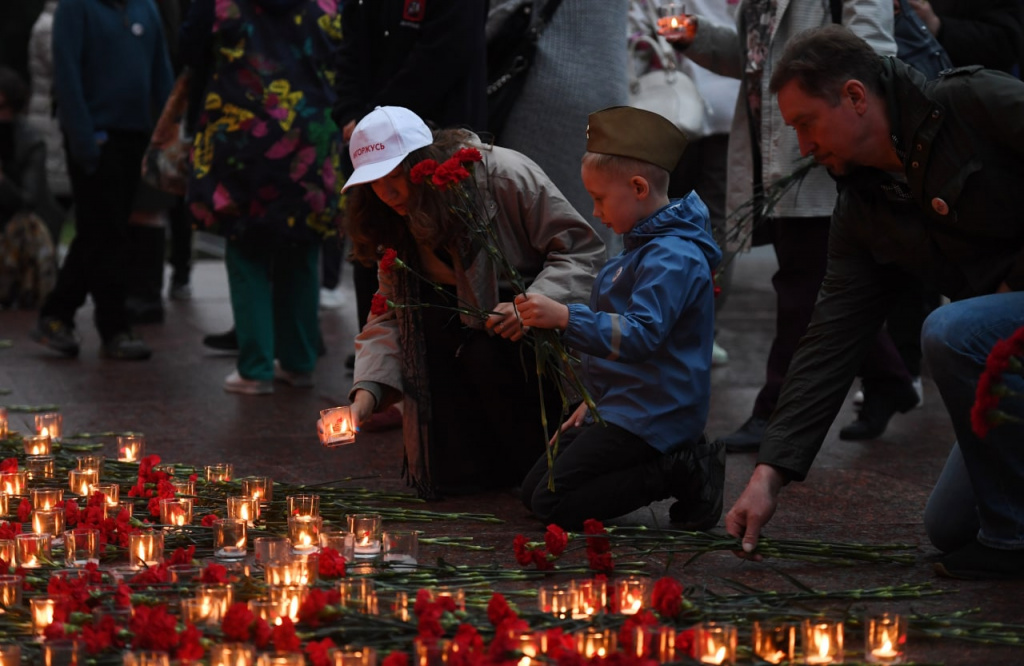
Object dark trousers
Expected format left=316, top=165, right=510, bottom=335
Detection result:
left=521, top=422, right=665, bottom=530
left=421, top=285, right=556, bottom=494
left=41, top=131, right=148, bottom=341
left=752, top=217, right=912, bottom=419
left=321, top=234, right=343, bottom=290
left=168, top=199, right=193, bottom=287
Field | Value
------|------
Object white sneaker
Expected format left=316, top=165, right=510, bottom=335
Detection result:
left=273, top=360, right=314, bottom=388
left=711, top=341, right=729, bottom=367
left=223, top=370, right=273, bottom=395
left=319, top=287, right=344, bottom=310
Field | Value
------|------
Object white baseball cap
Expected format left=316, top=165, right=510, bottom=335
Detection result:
left=341, top=106, right=434, bottom=192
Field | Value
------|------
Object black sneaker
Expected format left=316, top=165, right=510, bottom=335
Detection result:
left=718, top=415, right=768, bottom=452
left=934, top=542, right=1024, bottom=580
left=101, top=332, right=152, bottom=361
left=667, top=436, right=726, bottom=530
left=30, top=317, right=80, bottom=357
left=202, top=329, right=239, bottom=353
left=839, top=378, right=920, bottom=440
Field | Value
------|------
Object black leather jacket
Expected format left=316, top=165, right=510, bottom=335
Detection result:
left=759, top=58, right=1024, bottom=480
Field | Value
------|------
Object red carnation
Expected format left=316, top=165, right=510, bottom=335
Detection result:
left=544, top=524, right=569, bottom=557
left=452, top=148, right=482, bottom=164
left=431, top=158, right=470, bottom=190
left=381, top=652, right=409, bottom=666
left=176, top=623, right=205, bottom=661
left=253, top=617, right=273, bottom=650
left=486, top=592, right=517, bottom=627
left=409, top=159, right=438, bottom=184
left=677, top=628, right=696, bottom=658
left=221, top=602, right=256, bottom=642
left=0, top=458, right=18, bottom=473
left=370, top=293, right=390, bottom=317
left=272, top=616, right=301, bottom=653
left=200, top=563, right=230, bottom=584
left=318, top=547, right=346, bottom=579
left=305, top=638, right=337, bottom=666
left=17, top=498, right=32, bottom=523
left=512, top=534, right=533, bottom=566
left=168, top=545, right=196, bottom=566
left=587, top=550, right=614, bottom=573
left=651, top=576, right=684, bottom=619
left=130, top=605, right=180, bottom=652
left=200, top=514, right=219, bottom=527
left=380, top=248, right=400, bottom=274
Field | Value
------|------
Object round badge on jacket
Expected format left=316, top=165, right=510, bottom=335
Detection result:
left=931, top=197, right=949, bottom=215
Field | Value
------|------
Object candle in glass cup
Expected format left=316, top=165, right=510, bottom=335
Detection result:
left=196, top=584, right=234, bottom=624
left=23, top=433, right=51, bottom=456
left=695, top=622, right=737, bottom=665
left=241, top=476, right=273, bottom=504
left=865, top=613, right=906, bottom=664
left=0, top=471, right=27, bottom=496
left=0, top=574, right=23, bottom=608
left=31, top=487, right=63, bottom=511
left=288, top=515, right=322, bottom=554
left=205, top=463, right=234, bottom=483
left=159, top=497, right=193, bottom=527
left=31, top=507, right=66, bottom=544
left=615, top=576, right=648, bottom=615
left=170, top=478, right=195, bottom=496
left=286, top=493, right=320, bottom=518
left=75, top=454, right=104, bottom=474
left=123, top=651, right=171, bottom=666
left=254, top=536, right=292, bottom=567
left=248, top=597, right=280, bottom=624
left=0, top=539, right=14, bottom=565
left=320, top=405, right=357, bottom=446
left=383, top=530, right=418, bottom=569
left=753, top=622, right=795, bottom=664
left=632, top=625, right=675, bottom=662
left=537, top=584, right=577, bottom=619
left=571, top=578, right=607, bottom=618
left=347, top=513, right=382, bottom=557
left=268, top=584, right=306, bottom=622
left=376, top=590, right=409, bottom=621
left=118, top=500, right=134, bottom=519
left=329, top=646, right=378, bottom=666
left=31, top=596, right=66, bottom=635
left=15, top=532, right=51, bottom=568
left=209, top=643, right=255, bottom=666
left=92, top=483, right=120, bottom=507
left=264, top=560, right=306, bottom=586
left=35, top=412, right=63, bottom=441
left=802, top=620, right=843, bottom=665
left=25, top=455, right=56, bottom=480
left=257, top=653, right=306, bottom=666
left=0, top=644, right=19, bottom=666
left=320, top=530, right=355, bottom=560
left=116, top=435, right=145, bottom=463
left=427, top=586, right=466, bottom=612
left=655, top=2, right=697, bottom=42
left=0, top=407, right=6, bottom=439
left=213, top=518, right=247, bottom=559
left=42, top=639, right=84, bottom=666
left=64, top=528, right=101, bottom=566
left=338, top=578, right=376, bottom=613
left=575, top=628, right=616, bottom=659
left=69, top=468, right=98, bottom=496
left=227, top=495, right=259, bottom=526
left=129, top=530, right=164, bottom=568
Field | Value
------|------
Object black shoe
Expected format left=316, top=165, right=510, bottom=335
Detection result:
left=718, top=416, right=768, bottom=452
left=666, top=436, right=726, bottom=530
left=934, top=542, right=1024, bottom=580
left=838, top=379, right=920, bottom=441
left=101, top=332, right=152, bottom=361
left=30, top=317, right=80, bottom=357
left=203, top=328, right=239, bottom=353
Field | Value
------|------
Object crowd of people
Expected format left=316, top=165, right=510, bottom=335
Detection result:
left=1, top=0, right=1022, bottom=580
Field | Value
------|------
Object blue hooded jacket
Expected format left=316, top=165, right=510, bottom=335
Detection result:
left=562, top=192, right=721, bottom=453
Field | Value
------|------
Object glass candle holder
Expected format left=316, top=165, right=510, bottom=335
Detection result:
left=0, top=539, right=14, bottom=565
left=16, top=532, right=51, bottom=567
left=31, top=487, right=64, bottom=511
left=32, top=507, right=66, bottom=543
left=0, top=471, right=27, bottom=496
left=248, top=597, right=280, bottom=624
left=268, top=584, right=306, bottom=623
left=347, top=513, right=382, bottom=558
left=116, top=435, right=145, bottom=463
left=753, top=622, right=796, bottom=664
left=656, top=2, right=697, bottom=41
left=575, top=628, right=616, bottom=659
left=0, top=492, right=7, bottom=517
left=25, top=455, right=56, bottom=480
left=196, top=584, right=235, bottom=624
left=802, top=619, right=843, bottom=665
left=23, top=433, right=52, bottom=456
left=414, top=637, right=451, bottom=666
left=383, top=530, right=418, bottom=569
left=168, top=564, right=202, bottom=583
left=264, top=559, right=306, bottom=587
left=632, top=625, right=676, bottom=661
left=571, top=578, right=607, bottom=618
left=695, top=622, right=737, bottom=665
left=320, top=531, right=356, bottom=560
left=0, top=574, right=23, bottom=608
left=118, top=500, right=134, bottom=519
left=170, top=478, right=195, bottom=496
left=209, top=643, right=256, bottom=666
left=31, top=596, right=67, bottom=635
left=286, top=494, right=320, bottom=518
left=227, top=495, right=259, bottom=526
left=35, top=412, right=63, bottom=441
left=537, top=584, right=577, bottom=619
left=123, top=651, right=170, bottom=666
left=180, top=597, right=215, bottom=627
left=68, top=468, right=98, bottom=497
left=376, top=590, right=409, bottom=622
left=128, top=530, right=164, bottom=568
left=865, top=613, right=906, bottom=664
left=75, top=454, right=104, bottom=472
left=257, top=653, right=306, bottom=666
left=288, top=515, right=322, bottom=554
left=615, top=576, right=648, bottom=615
left=0, top=406, right=6, bottom=439
left=205, top=463, right=234, bottom=482
left=254, top=536, right=292, bottom=567
left=41, top=638, right=84, bottom=666
left=213, top=518, right=247, bottom=559
left=92, top=483, right=120, bottom=507
left=241, top=476, right=273, bottom=504
left=0, top=644, right=20, bottom=666
left=159, top=497, right=193, bottom=527
left=338, top=578, right=376, bottom=614
left=320, top=405, right=357, bottom=446
left=329, top=646, right=377, bottom=666
left=426, top=586, right=465, bottom=612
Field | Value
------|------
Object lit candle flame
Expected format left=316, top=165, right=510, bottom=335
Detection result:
left=40, top=427, right=49, bottom=438
left=670, top=16, right=679, bottom=28
left=136, top=540, right=148, bottom=564
left=701, top=637, right=726, bottom=664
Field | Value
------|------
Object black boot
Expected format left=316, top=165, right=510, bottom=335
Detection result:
left=664, top=435, right=726, bottom=530
left=839, top=378, right=920, bottom=440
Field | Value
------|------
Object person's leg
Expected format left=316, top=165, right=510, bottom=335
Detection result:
left=924, top=441, right=980, bottom=553
left=225, top=240, right=275, bottom=381
left=273, top=242, right=319, bottom=375
left=839, top=327, right=918, bottom=440
left=923, top=294, right=1024, bottom=549
left=168, top=198, right=193, bottom=295
left=526, top=422, right=664, bottom=530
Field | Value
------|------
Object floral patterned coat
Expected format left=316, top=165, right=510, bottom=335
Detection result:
left=181, top=0, right=344, bottom=245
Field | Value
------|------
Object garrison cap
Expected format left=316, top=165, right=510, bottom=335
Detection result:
left=585, top=106, right=688, bottom=172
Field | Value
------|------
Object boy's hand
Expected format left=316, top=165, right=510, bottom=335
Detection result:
left=487, top=301, right=527, bottom=341
left=515, top=293, right=569, bottom=331
left=550, top=402, right=588, bottom=445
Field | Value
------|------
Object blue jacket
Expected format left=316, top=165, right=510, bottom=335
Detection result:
left=52, top=0, right=173, bottom=170
left=563, top=193, right=721, bottom=453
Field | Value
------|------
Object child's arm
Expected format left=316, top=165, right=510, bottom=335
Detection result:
left=515, top=293, right=569, bottom=331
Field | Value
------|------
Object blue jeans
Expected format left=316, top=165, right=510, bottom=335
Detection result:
left=922, top=292, right=1024, bottom=550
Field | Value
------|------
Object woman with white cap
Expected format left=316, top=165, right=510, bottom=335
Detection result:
left=341, top=106, right=605, bottom=498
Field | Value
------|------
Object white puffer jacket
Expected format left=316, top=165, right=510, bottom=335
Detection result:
left=26, top=1, right=70, bottom=199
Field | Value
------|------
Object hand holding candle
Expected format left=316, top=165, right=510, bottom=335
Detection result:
left=656, top=2, right=697, bottom=44
left=320, top=406, right=357, bottom=447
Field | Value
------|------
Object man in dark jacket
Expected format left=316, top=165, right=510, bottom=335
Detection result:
left=726, top=24, right=1024, bottom=580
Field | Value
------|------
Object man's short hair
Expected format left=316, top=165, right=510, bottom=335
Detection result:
left=582, top=152, right=670, bottom=196
left=769, top=25, right=885, bottom=103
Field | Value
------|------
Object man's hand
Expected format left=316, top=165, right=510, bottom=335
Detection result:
left=906, top=0, right=941, bottom=36
left=725, top=464, right=786, bottom=559
left=514, top=293, right=569, bottom=331
left=486, top=301, right=527, bottom=341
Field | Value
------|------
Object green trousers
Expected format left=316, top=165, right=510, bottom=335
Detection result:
left=226, top=240, right=319, bottom=381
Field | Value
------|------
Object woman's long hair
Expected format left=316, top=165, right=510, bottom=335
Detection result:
left=345, top=128, right=479, bottom=266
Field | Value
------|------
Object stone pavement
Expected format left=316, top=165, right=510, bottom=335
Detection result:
left=1, top=248, right=1021, bottom=664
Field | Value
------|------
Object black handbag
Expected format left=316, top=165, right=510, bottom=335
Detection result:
left=485, top=0, right=564, bottom=142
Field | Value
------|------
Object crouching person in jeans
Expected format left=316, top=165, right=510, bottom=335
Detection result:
left=517, top=106, right=726, bottom=531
